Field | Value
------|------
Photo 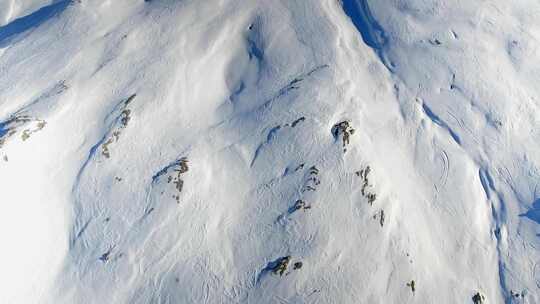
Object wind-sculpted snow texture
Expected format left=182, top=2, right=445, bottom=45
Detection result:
left=0, top=0, right=539, bottom=303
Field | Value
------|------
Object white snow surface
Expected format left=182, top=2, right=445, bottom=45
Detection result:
left=0, top=0, right=540, bottom=303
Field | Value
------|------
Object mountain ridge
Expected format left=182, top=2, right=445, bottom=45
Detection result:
left=0, top=0, right=539, bottom=303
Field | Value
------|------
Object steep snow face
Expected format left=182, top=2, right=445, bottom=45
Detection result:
left=1, top=0, right=540, bottom=303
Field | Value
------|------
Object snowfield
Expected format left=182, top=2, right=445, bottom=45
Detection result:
left=1, top=0, right=540, bottom=303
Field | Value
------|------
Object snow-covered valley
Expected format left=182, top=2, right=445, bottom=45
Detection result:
left=1, top=0, right=540, bottom=303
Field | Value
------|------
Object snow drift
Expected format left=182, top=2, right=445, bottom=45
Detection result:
left=1, top=0, right=539, bottom=303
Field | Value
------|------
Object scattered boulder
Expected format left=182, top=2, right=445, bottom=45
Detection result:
left=101, top=135, right=115, bottom=158
left=290, top=199, right=311, bottom=213
left=272, top=256, right=291, bottom=276
left=293, top=200, right=305, bottom=211
left=100, top=94, right=136, bottom=159
left=0, top=115, right=46, bottom=146
left=302, top=166, right=321, bottom=192
left=177, top=157, right=189, bottom=173
left=472, top=292, right=485, bottom=303
left=429, top=38, right=442, bottom=45
left=293, top=262, right=303, bottom=270
left=124, top=94, right=137, bottom=106
left=332, top=121, right=355, bottom=152
left=172, top=157, right=189, bottom=194
left=291, top=117, right=305, bottom=128
left=357, top=165, right=377, bottom=205
left=153, top=157, right=189, bottom=203
left=367, top=193, right=377, bottom=205
left=406, top=280, right=416, bottom=293
left=22, top=120, right=46, bottom=141
left=358, top=166, right=371, bottom=195
left=99, top=248, right=113, bottom=262
left=120, top=109, right=131, bottom=127
left=510, top=290, right=525, bottom=299
left=21, top=130, right=31, bottom=141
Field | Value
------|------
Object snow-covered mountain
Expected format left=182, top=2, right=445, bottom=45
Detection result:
left=1, top=0, right=540, bottom=303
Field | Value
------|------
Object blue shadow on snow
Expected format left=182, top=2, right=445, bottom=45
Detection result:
left=520, top=198, right=540, bottom=225
left=0, top=0, right=70, bottom=45
left=341, top=0, right=387, bottom=51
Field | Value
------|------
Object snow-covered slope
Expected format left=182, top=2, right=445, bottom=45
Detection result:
left=1, top=0, right=540, bottom=303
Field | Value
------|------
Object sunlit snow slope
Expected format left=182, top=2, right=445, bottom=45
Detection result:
left=1, top=0, right=540, bottom=303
